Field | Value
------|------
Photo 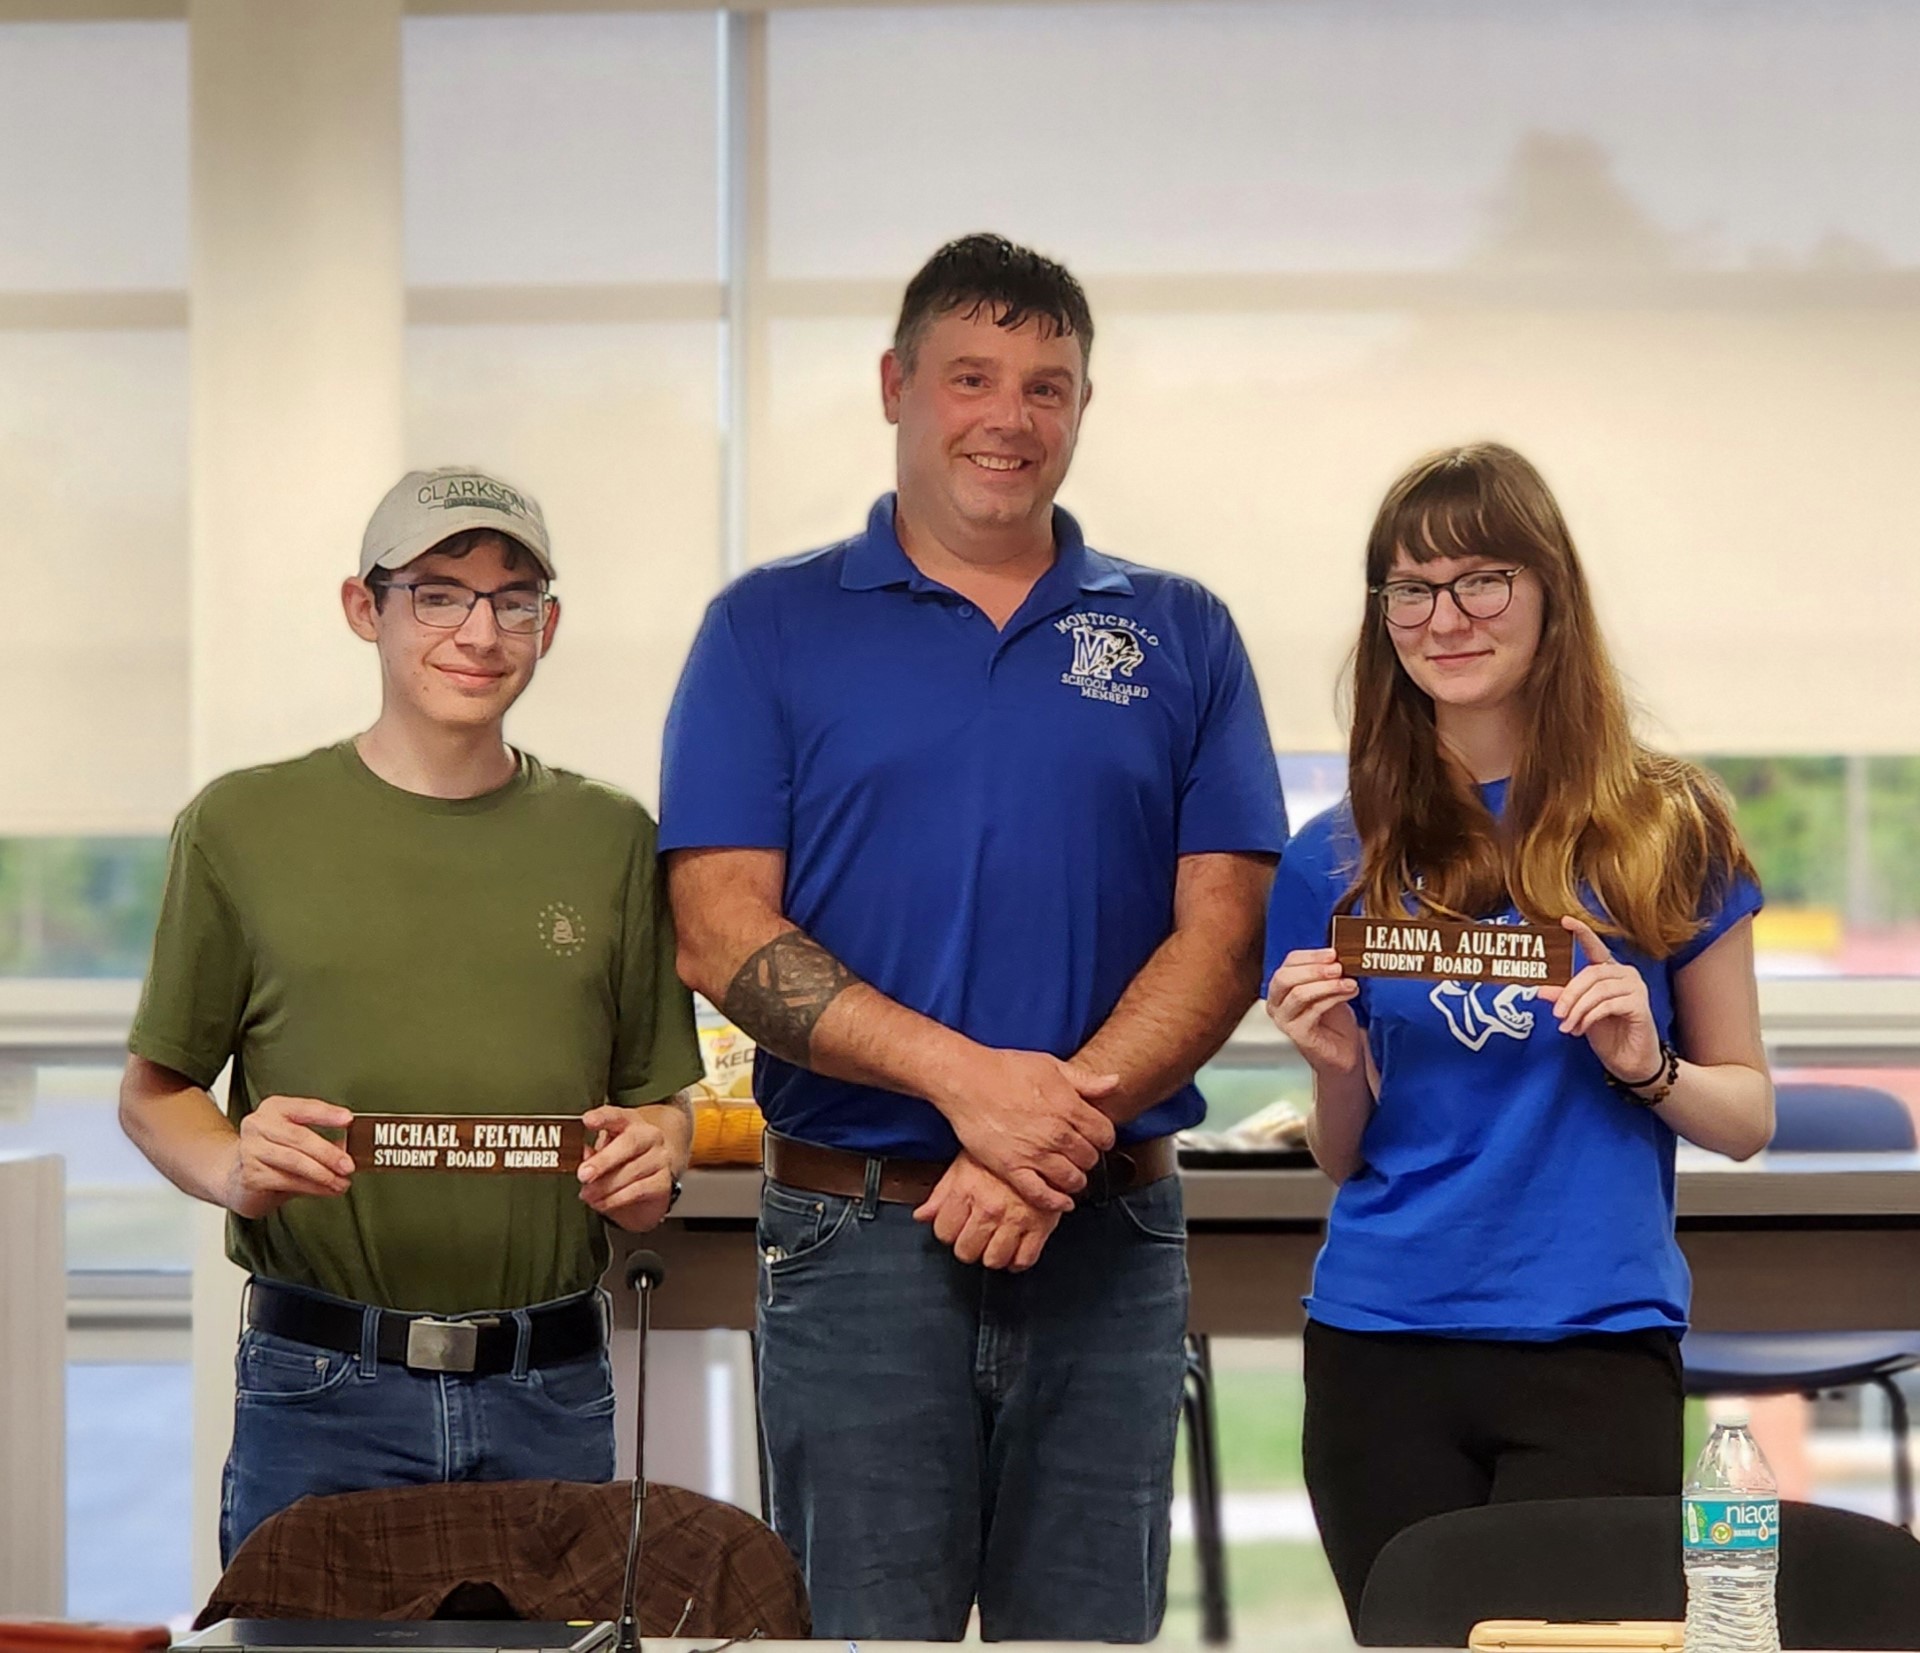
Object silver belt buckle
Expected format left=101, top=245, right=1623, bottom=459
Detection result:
left=405, top=1316, right=488, bottom=1374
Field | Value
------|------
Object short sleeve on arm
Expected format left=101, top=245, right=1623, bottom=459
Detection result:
left=1176, top=595, right=1289, bottom=858
left=1262, top=810, right=1356, bottom=981
left=127, top=813, right=251, bottom=1089
left=1671, top=867, right=1765, bottom=970
left=659, top=590, right=791, bottom=853
left=609, top=820, right=708, bottom=1108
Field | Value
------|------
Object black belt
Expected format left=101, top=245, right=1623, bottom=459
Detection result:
left=246, top=1277, right=604, bottom=1376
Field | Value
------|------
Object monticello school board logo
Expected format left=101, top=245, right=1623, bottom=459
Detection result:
left=1057, top=611, right=1158, bottom=706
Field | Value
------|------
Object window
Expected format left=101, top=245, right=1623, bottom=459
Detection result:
left=1709, top=758, right=1920, bottom=976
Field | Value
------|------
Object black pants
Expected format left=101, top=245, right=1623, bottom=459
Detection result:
left=1301, top=1320, right=1684, bottom=1632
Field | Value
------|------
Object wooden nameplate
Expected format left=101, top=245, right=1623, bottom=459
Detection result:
left=344, top=1113, right=587, bottom=1175
left=1331, top=915, right=1574, bottom=986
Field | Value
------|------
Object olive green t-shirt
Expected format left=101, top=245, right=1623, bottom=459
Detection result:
left=128, top=741, right=704, bottom=1313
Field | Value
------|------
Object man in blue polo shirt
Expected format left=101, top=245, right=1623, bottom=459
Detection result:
left=662, top=233, right=1286, bottom=1642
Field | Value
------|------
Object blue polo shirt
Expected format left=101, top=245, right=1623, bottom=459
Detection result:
left=661, top=494, right=1288, bottom=1158
left=1265, top=784, right=1763, bottom=1340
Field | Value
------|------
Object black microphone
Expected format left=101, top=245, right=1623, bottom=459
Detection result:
left=615, top=1250, right=666, bottom=1653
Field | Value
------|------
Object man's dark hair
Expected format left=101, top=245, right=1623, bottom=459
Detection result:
left=364, top=528, right=544, bottom=609
left=892, top=233, right=1093, bottom=374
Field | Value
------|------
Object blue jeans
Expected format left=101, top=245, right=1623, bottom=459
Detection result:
left=755, top=1171, right=1190, bottom=1642
left=220, top=1285, right=618, bottom=1564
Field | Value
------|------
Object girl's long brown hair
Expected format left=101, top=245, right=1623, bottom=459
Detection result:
left=1346, top=443, right=1753, bottom=958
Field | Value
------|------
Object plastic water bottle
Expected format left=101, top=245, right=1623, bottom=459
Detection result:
left=1683, top=1410, right=1780, bottom=1653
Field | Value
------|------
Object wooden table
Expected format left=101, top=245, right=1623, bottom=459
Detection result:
left=622, top=1154, right=1920, bottom=1335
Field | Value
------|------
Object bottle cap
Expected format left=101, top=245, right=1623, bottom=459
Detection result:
left=1715, top=1406, right=1751, bottom=1429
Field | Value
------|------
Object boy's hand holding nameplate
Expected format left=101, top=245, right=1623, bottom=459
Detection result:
left=344, top=1113, right=587, bottom=1175
left=227, top=1095, right=355, bottom=1218
left=578, top=1104, right=677, bottom=1232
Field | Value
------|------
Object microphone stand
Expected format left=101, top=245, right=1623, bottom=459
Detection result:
left=615, top=1250, right=665, bottom=1653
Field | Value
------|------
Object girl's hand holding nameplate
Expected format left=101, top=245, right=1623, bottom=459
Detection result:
left=1538, top=915, right=1661, bottom=1083
left=1265, top=947, right=1366, bottom=1078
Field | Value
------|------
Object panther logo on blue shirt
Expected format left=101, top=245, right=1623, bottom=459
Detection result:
left=1069, top=625, right=1146, bottom=681
left=1429, top=981, right=1538, bottom=1051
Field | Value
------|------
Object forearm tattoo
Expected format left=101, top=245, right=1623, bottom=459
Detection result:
left=722, top=932, right=860, bottom=1065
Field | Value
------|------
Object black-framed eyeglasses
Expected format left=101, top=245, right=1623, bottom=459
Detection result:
left=1370, top=567, right=1523, bottom=629
left=386, top=578, right=551, bottom=635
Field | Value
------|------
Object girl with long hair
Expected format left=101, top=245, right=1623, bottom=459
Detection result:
left=1265, top=443, right=1773, bottom=1629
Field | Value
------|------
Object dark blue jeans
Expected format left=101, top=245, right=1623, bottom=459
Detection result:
left=755, top=1171, right=1190, bottom=1642
left=219, top=1285, right=617, bottom=1564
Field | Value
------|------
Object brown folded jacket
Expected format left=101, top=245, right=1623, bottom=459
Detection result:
left=196, top=1480, right=807, bottom=1642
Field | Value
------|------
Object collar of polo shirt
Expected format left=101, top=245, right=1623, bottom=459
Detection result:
left=838, top=493, right=1134, bottom=599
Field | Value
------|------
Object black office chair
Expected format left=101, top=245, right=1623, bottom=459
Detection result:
left=1682, top=1081, right=1920, bottom=1529
left=1356, top=1495, right=1920, bottom=1649
left=1766, top=1081, right=1917, bottom=1152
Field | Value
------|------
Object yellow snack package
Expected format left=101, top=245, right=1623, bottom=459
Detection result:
left=690, top=1009, right=765, bottom=1166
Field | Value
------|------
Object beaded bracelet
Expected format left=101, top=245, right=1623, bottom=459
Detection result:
left=1605, top=1039, right=1680, bottom=1106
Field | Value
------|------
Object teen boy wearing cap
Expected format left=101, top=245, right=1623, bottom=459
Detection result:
left=663, top=236, right=1288, bottom=1641
left=120, top=467, right=703, bottom=1562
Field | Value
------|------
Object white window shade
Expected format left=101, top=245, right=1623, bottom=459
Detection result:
left=763, top=305, right=1920, bottom=756
left=406, top=322, right=722, bottom=813
left=403, top=12, right=719, bottom=288
left=0, top=21, right=188, bottom=292
left=768, top=1, right=1917, bottom=279
left=761, top=0, right=1920, bottom=757
left=5, top=0, right=1919, bottom=848
left=1, top=20, right=189, bottom=836
left=0, top=330, right=190, bottom=835
left=1070, top=307, right=1920, bottom=757
left=757, top=315, right=897, bottom=568
left=398, top=13, right=727, bottom=812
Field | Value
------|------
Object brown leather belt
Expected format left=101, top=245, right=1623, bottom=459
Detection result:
left=763, top=1130, right=1178, bottom=1207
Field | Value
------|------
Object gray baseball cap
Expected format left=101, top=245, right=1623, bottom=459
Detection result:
left=358, top=466, right=556, bottom=580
